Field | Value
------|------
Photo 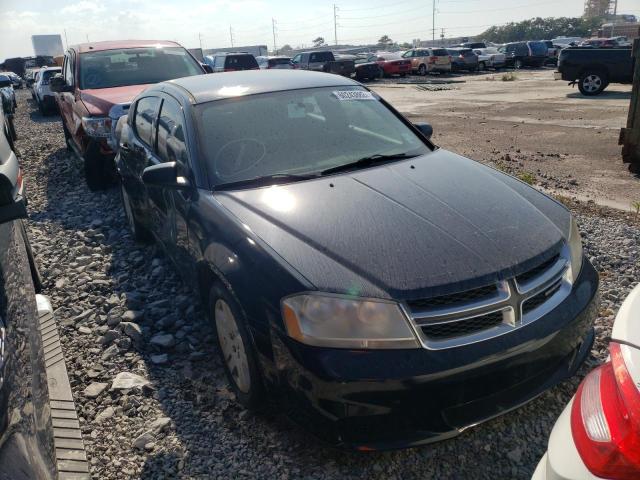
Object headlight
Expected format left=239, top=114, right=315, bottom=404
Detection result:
left=82, top=116, right=112, bottom=138
left=567, top=216, right=583, bottom=283
left=281, top=293, right=419, bottom=349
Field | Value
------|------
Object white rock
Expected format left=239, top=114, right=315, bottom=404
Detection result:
left=84, top=382, right=108, bottom=398
left=111, top=372, right=150, bottom=390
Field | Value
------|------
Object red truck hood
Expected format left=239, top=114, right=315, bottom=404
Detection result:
left=80, top=84, right=151, bottom=115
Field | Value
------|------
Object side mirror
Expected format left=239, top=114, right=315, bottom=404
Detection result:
left=0, top=155, right=28, bottom=224
left=49, top=75, right=69, bottom=93
left=142, top=162, right=190, bottom=189
left=413, top=122, right=433, bottom=140
left=201, top=63, right=213, bottom=74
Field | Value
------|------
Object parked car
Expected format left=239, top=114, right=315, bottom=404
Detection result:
left=542, top=40, right=560, bottom=65
left=24, top=69, right=37, bottom=88
left=555, top=46, right=633, bottom=95
left=368, top=52, right=411, bottom=77
left=116, top=70, right=597, bottom=449
left=3, top=72, right=23, bottom=89
left=256, top=56, right=292, bottom=70
left=459, top=42, right=487, bottom=49
left=352, top=55, right=383, bottom=81
left=473, top=48, right=506, bottom=70
left=33, top=66, right=61, bottom=115
left=290, top=51, right=355, bottom=77
left=447, top=48, right=479, bottom=72
left=402, top=48, right=452, bottom=75
left=50, top=40, right=206, bottom=190
left=552, top=36, right=583, bottom=48
left=0, top=106, right=56, bottom=479
left=0, top=76, right=17, bottom=146
left=204, top=53, right=259, bottom=72
left=579, top=38, right=619, bottom=48
left=533, top=283, right=640, bottom=480
left=499, top=41, right=548, bottom=68
left=610, top=35, right=632, bottom=47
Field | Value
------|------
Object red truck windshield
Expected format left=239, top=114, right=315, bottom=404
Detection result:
left=79, top=46, right=202, bottom=89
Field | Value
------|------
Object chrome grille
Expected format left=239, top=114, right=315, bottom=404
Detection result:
left=405, top=247, right=572, bottom=350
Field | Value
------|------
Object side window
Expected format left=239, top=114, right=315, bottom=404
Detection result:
left=309, top=53, right=318, bottom=62
left=291, top=54, right=301, bottom=64
left=157, top=98, right=188, bottom=164
left=134, top=96, right=160, bottom=148
left=401, top=51, right=411, bottom=58
left=214, top=56, right=224, bottom=68
left=63, top=53, right=74, bottom=86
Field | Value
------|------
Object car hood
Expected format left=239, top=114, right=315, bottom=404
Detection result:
left=80, top=84, right=150, bottom=116
left=214, top=149, right=570, bottom=300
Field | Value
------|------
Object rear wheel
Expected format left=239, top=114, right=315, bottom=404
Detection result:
left=210, top=284, right=265, bottom=410
left=514, top=59, right=524, bottom=69
left=37, top=99, right=46, bottom=116
left=6, top=116, right=17, bottom=144
left=418, top=64, right=427, bottom=76
left=84, top=145, right=115, bottom=191
left=578, top=71, right=607, bottom=96
left=62, top=122, right=72, bottom=151
left=478, top=61, right=486, bottom=71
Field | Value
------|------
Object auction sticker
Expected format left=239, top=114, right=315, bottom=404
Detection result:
left=332, top=90, right=376, bottom=101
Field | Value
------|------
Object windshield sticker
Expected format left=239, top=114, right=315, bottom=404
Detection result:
left=332, top=90, right=376, bottom=101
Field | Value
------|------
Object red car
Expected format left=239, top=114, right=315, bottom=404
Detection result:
left=369, top=52, right=411, bottom=77
left=50, top=40, right=206, bottom=190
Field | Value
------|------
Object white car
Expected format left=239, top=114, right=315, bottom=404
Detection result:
left=533, top=283, right=640, bottom=480
left=33, top=66, right=61, bottom=115
left=473, top=48, right=506, bottom=70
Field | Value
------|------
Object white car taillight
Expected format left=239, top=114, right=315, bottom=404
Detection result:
left=571, top=343, right=640, bottom=479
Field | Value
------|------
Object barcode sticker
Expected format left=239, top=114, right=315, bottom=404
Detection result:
left=332, top=90, right=376, bottom=101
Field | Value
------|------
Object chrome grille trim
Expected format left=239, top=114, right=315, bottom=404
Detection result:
left=404, top=246, right=572, bottom=350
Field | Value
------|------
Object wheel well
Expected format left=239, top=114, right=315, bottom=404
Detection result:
left=579, top=66, right=609, bottom=80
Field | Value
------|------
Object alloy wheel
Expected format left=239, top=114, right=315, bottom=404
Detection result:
left=215, top=299, right=251, bottom=393
left=419, top=64, right=427, bottom=76
left=582, top=74, right=602, bottom=94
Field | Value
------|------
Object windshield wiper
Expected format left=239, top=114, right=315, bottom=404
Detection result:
left=320, top=153, right=419, bottom=176
left=215, top=173, right=318, bottom=191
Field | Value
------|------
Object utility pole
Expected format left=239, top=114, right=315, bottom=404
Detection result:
left=440, top=28, right=445, bottom=46
left=64, top=29, right=69, bottom=49
left=333, top=4, right=338, bottom=46
left=272, top=18, right=277, bottom=54
left=198, top=32, right=203, bottom=50
left=229, top=25, right=234, bottom=48
left=432, top=0, right=436, bottom=42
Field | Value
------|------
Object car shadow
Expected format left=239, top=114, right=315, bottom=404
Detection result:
left=566, top=90, right=632, bottom=100
left=21, top=90, right=588, bottom=479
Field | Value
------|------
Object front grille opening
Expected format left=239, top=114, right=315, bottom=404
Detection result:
left=421, top=311, right=504, bottom=340
left=408, top=284, right=497, bottom=311
left=522, top=280, right=562, bottom=314
left=516, top=254, right=560, bottom=285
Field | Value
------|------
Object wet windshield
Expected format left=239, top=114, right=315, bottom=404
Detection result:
left=79, top=47, right=202, bottom=89
left=196, top=86, right=430, bottom=187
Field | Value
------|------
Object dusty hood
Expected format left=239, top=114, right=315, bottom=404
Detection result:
left=214, top=149, right=571, bottom=300
left=80, top=84, right=151, bottom=116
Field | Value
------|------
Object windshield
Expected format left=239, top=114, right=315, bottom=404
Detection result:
left=79, top=46, right=202, bottom=89
left=196, top=86, right=430, bottom=187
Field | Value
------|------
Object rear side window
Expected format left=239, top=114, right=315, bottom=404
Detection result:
left=269, top=58, right=291, bottom=67
left=225, top=55, right=258, bottom=69
left=432, top=49, right=448, bottom=56
left=157, top=98, right=188, bottom=164
left=528, top=42, right=548, bottom=56
left=309, top=52, right=333, bottom=62
left=134, top=96, right=160, bottom=148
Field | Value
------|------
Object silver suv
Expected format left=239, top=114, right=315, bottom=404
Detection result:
left=34, top=66, right=61, bottom=115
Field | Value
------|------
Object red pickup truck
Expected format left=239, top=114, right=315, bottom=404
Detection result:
left=51, top=40, right=207, bottom=190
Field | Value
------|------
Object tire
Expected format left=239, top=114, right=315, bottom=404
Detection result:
left=578, top=71, right=607, bottom=96
left=479, top=62, right=486, bottom=71
left=62, top=122, right=72, bottom=151
left=6, top=115, right=17, bottom=143
left=120, top=182, right=151, bottom=242
left=84, top=146, right=113, bottom=191
left=399, top=72, right=406, bottom=77
left=418, top=64, right=427, bottom=76
left=209, top=283, right=265, bottom=410
left=629, top=163, right=640, bottom=174
left=37, top=99, right=45, bottom=116
left=514, top=59, right=523, bottom=70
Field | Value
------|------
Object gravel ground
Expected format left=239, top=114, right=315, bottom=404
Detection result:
left=12, top=89, right=640, bottom=479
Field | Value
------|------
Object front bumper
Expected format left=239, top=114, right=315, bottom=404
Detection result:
left=271, top=259, right=599, bottom=450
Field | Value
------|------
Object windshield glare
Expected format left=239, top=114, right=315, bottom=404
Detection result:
left=196, top=86, right=430, bottom=187
left=79, top=47, right=201, bottom=89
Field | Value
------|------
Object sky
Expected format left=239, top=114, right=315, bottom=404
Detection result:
left=2, top=0, right=640, bottom=60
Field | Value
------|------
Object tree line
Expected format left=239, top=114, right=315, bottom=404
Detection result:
left=479, top=16, right=604, bottom=43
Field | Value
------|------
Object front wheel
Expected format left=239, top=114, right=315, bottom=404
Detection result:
left=478, top=62, right=486, bottom=71
left=578, top=71, right=607, bottom=96
left=210, top=284, right=265, bottom=410
left=514, top=59, right=523, bottom=69
left=120, top=182, right=151, bottom=242
left=418, top=64, right=427, bottom=76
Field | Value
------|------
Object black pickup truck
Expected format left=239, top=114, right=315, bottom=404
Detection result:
left=291, top=51, right=355, bottom=77
left=555, top=46, right=634, bottom=95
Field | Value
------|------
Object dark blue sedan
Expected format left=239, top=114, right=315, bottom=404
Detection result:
left=115, top=70, right=598, bottom=449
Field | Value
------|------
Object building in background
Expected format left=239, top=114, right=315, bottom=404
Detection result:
left=203, top=45, right=268, bottom=58
left=31, top=35, right=64, bottom=58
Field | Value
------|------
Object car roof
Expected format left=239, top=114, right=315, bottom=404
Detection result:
left=161, top=70, right=358, bottom=104
left=71, top=40, right=182, bottom=54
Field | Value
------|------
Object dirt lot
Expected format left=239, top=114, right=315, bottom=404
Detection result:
left=372, top=69, right=639, bottom=210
